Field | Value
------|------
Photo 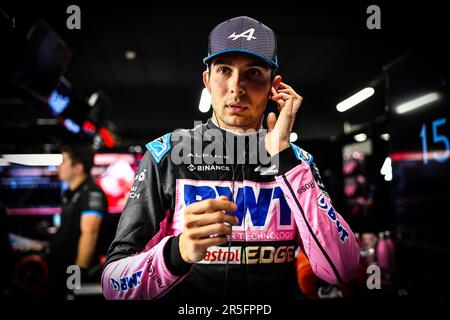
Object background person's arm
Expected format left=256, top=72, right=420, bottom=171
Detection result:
left=76, top=214, right=102, bottom=269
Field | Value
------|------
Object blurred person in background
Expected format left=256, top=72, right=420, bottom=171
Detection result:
left=48, top=143, right=107, bottom=299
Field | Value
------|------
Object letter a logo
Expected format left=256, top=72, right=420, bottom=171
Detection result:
left=228, top=28, right=256, bottom=41
left=66, top=5, right=81, bottom=30
left=66, top=265, right=81, bottom=290
left=366, top=5, right=381, bottom=30
left=366, top=264, right=381, bottom=289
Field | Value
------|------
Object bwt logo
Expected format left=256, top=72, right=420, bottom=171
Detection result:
left=110, top=270, right=143, bottom=292
left=182, top=181, right=292, bottom=229
left=317, top=193, right=349, bottom=243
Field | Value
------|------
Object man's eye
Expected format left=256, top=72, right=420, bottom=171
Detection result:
left=248, top=69, right=262, bottom=77
left=217, top=67, right=229, bottom=75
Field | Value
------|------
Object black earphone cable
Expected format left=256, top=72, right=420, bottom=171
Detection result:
left=213, top=110, right=265, bottom=299
left=213, top=111, right=236, bottom=299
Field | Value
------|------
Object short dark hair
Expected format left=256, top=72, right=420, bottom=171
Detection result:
left=60, top=143, right=95, bottom=175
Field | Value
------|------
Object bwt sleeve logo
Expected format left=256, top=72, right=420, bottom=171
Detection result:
left=317, top=193, right=349, bottom=243
left=110, top=270, right=143, bottom=292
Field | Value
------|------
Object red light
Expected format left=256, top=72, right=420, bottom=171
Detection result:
left=83, top=120, right=97, bottom=134
left=99, top=127, right=116, bottom=148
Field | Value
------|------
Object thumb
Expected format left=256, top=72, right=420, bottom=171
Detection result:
left=266, top=112, right=277, bottom=132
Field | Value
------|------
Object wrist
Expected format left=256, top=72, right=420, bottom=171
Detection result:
left=178, top=233, right=191, bottom=264
left=164, top=235, right=192, bottom=276
left=267, top=141, right=290, bottom=157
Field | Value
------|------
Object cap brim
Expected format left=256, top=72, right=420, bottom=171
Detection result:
left=203, top=49, right=278, bottom=69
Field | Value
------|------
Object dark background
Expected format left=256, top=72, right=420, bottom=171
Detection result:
left=1, top=1, right=448, bottom=146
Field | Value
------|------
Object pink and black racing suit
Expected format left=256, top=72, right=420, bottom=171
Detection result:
left=101, top=119, right=359, bottom=300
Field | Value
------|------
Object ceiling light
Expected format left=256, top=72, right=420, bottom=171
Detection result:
left=395, top=92, right=439, bottom=114
left=290, top=132, right=298, bottom=142
left=337, top=87, right=375, bottom=112
left=88, top=92, right=99, bottom=106
left=3, top=154, right=63, bottom=166
left=125, top=50, right=136, bottom=60
left=354, top=133, right=367, bottom=142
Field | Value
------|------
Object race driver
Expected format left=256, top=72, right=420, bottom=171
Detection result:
left=101, top=16, right=359, bottom=300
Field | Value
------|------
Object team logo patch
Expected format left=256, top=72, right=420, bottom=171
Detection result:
left=290, top=144, right=313, bottom=166
left=228, top=28, right=256, bottom=41
left=146, top=133, right=172, bottom=164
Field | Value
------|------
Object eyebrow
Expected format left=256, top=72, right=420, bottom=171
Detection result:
left=212, top=58, right=270, bottom=70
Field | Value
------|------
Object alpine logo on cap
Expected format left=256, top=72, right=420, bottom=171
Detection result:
left=228, top=28, right=256, bottom=41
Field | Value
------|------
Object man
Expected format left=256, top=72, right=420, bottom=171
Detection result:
left=102, top=16, right=359, bottom=300
left=49, top=143, right=107, bottom=298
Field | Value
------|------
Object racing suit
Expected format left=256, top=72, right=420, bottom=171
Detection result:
left=101, top=119, right=359, bottom=300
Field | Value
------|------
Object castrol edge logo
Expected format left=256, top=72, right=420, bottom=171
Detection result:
left=197, top=246, right=242, bottom=264
left=197, top=245, right=295, bottom=265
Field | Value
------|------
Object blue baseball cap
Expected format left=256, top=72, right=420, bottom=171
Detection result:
left=203, top=16, right=278, bottom=69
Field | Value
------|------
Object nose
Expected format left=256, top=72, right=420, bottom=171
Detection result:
left=229, top=72, right=245, bottom=96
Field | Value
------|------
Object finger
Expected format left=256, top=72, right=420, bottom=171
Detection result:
left=271, top=87, right=278, bottom=96
left=273, top=95, right=294, bottom=117
left=279, top=82, right=293, bottom=90
left=187, top=198, right=237, bottom=215
left=274, top=82, right=303, bottom=132
left=271, top=93, right=291, bottom=110
left=272, top=98, right=285, bottom=110
left=277, top=89, right=302, bottom=109
left=273, top=100, right=293, bottom=135
left=266, top=112, right=277, bottom=133
left=187, top=222, right=233, bottom=240
left=276, top=89, right=297, bottom=96
left=272, top=90, right=300, bottom=104
left=277, top=84, right=302, bottom=102
left=271, top=92, right=293, bottom=103
left=196, top=235, right=229, bottom=248
left=274, top=91, right=296, bottom=107
left=186, top=211, right=240, bottom=228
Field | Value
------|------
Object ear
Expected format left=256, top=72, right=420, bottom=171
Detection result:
left=203, top=71, right=211, bottom=93
left=74, top=162, right=84, bottom=176
left=271, top=75, right=282, bottom=91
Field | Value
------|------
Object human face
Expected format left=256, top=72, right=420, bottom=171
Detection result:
left=203, top=52, right=280, bottom=132
left=58, top=152, right=77, bottom=182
